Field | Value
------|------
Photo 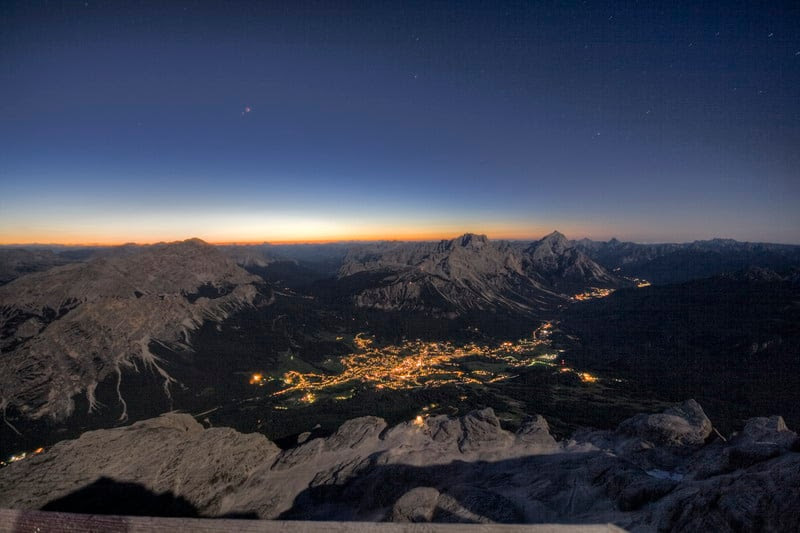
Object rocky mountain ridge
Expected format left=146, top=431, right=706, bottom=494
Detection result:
left=575, top=237, right=800, bottom=285
left=0, top=239, right=264, bottom=422
left=0, top=400, right=797, bottom=530
left=524, top=231, right=619, bottom=291
left=4, top=234, right=798, bottom=288
left=0, top=248, right=72, bottom=285
left=336, top=232, right=624, bottom=315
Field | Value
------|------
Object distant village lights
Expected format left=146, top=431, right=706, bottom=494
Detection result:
left=248, top=327, right=609, bottom=404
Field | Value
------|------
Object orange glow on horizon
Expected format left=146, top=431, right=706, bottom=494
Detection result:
left=0, top=227, right=590, bottom=247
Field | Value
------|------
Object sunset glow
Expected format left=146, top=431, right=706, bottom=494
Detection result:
left=0, top=214, right=607, bottom=246
left=0, top=215, right=783, bottom=246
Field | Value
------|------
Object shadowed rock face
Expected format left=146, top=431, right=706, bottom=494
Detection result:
left=41, top=477, right=202, bottom=518
left=574, top=238, right=800, bottom=285
left=0, top=413, right=279, bottom=516
left=525, top=231, right=614, bottom=290
left=0, top=401, right=797, bottom=531
left=0, top=239, right=264, bottom=422
left=617, top=399, right=712, bottom=447
left=0, top=249, right=74, bottom=285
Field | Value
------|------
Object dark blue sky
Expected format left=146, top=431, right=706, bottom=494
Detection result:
left=1, top=1, right=798, bottom=243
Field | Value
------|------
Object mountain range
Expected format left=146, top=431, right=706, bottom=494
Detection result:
left=6, top=232, right=799, bottom=290
left=0, top=233, right=617, bottom=429
left=335, top=232, right=624, bottom=315
left=2, top=232, right=800, bottom=461
left=2, top=231, right=800, bottom=529
left=575, top=237, right=800, bottom=284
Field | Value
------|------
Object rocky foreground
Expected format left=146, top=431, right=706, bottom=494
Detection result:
left=1, top=400, right=798, bottom=531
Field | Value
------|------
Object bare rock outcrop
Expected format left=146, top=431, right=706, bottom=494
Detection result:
left=0, top=401, right=798, bottom=530
left=0, top=413, right=279, bottom=516
left=616, top=399, right=712, bottom=447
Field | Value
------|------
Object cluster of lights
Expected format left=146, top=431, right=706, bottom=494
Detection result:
left=572, top=278, right=651, bottom=300
left=261, top=330, right=597, bottom=401
left=572, top=287, right=615, bottom=301
left=533, top=323, right=553, bottom=340
left=301, top=392, right=317, bottom=404
left=559, top=366, right=599, bottom=383
left=1, top=447, right=44, bottom=467
left=248, top=323, right=607, bottom=408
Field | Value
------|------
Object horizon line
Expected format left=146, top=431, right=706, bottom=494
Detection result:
left=0, top=232, right=797, bottom=248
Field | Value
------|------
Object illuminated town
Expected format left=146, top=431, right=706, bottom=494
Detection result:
left=572, top=277, right=651, bottom=301
left=572, top=287, right=615, bottom=301
left=250, top=323, right=600, bottom=405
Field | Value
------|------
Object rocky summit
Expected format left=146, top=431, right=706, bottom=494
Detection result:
left=1, top=400, right=797, bottom=531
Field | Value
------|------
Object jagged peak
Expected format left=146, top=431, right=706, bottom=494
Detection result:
left=540, top=230, right=568, bottom=243
left=530, top=231, right=571, bottom=254
left=111, top=238, right=211, bottom=250
left=446, top=233, right=489, bottom=248
left=137, top=238, right=218, bottom=256
left=156, top=237, right=211, bottom=248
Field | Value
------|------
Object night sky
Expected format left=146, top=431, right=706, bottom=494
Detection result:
left=1, top=1, right=798, bottom=244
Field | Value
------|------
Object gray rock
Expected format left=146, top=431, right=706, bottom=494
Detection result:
left=436, top=486, right=524, bottom=524
left=617, top=399, right=712, bottom=447
left=516, top=414, right=557, bottom=448
left=736, top=416, right=796, bottom=450
left=325, top=416, right=386, bottom=451
left=391, top=487, right=440, bottom=522
left=693, top=415, right=800, bottom=477
left=457, top=408, right=513, bottom=452
left=0, top=402, right=797, bottom=531
left=0, top=413, right=279, bottom=516
left=649, top=453, right=800, bottom=531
